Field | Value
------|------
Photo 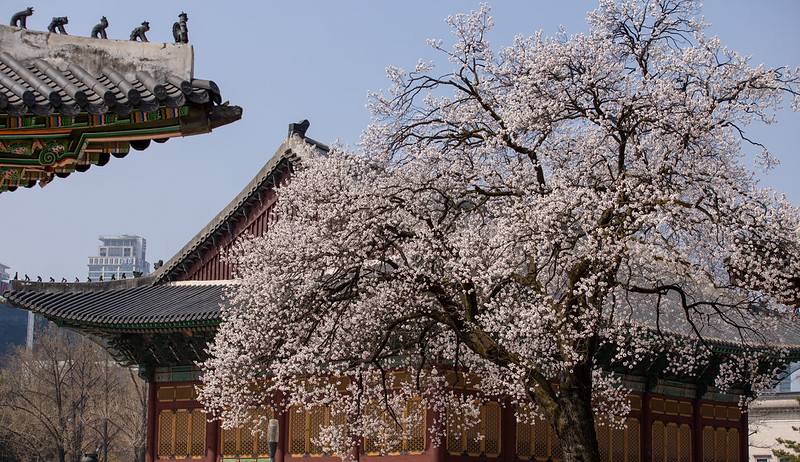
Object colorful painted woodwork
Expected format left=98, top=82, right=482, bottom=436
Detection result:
left=0, top=23, right=241, bottom=193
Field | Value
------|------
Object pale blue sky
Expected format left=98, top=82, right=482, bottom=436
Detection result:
left=1, top=1, right=799, bottom=280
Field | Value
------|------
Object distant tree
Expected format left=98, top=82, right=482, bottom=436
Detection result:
left=199, top=1, right=800, bottom=461
left=0, top=324, right=147, bottom=462
left=89, top=357, right=147, bottom=462
left=112, top=369, right=148, bottom=462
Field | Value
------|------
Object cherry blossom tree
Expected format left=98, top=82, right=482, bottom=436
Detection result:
left=200, top=1, right=800, bottom=461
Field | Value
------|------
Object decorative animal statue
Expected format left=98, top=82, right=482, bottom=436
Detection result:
left=91, top=16, right=108, bottom=39
left=10, top=7, right=33, bottom=28
left=48, top=16, right=69, bottom=35
left=172, top=12, right=188, bottom=43
left=130, top=21, right=149, bottom=42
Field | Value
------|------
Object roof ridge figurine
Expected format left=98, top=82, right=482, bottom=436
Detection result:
left=91, top=16, right=108, bottom=39
left=10, top=7, right=32, bottom=29
left=48, top=16, right=68, bottom=35
left=172, top=12, right=188, bottom=44
left=130, top=21, right=149, bottom=42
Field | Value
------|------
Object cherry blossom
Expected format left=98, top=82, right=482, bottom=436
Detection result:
left=199, top=2, right=800, bottom=461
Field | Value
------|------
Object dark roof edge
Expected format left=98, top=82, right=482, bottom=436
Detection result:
left=7, top=272, right=158, bottom=293
left=153, top=133, right=328, bottom=283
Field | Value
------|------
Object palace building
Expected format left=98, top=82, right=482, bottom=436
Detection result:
left=4, top=127, right=800, bottom=462
left=2, top=12, right=799, bottom=462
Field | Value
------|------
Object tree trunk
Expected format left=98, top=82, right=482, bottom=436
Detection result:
left=554, top=364, right=600, bottom=462
left=135, top=444, right=146, bottom=462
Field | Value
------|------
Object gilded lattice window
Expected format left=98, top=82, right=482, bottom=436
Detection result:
left=446, top=401, right=501, bottom=457
left=158, top=410, right=174, bottom=458
left=156, top=408, right=206, bottom=459
left=651, top=421, right=690, bottom=462
left=596, top=418, right=639, bottom=462
left=363, top=398, right=426, bottom=455
left=701, top=426, right=739, bottom=462
left=219, top=406, right=275, bottom=458
left=287, top=404, right=347, bottom=456
left=515, top=408, right=562, bottom=461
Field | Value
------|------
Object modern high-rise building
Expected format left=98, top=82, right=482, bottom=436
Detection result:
left=0, top=262, right=9, bottom=282
left=87, top=235, right=150, bottom=280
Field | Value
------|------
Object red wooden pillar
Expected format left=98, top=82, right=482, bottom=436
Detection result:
left=146, top=381, right=157, bottom=462
left=740, top=407, right=748, bottom=462
left=501, top=400, right=516, bottom=462
left=692, top=397, right=702, bottom=462
left=275, top=393, right=288, bottom=462
left=426, top=400, right=445, bottom=462
left=640, top=392, right=652, bottom=461
left=204, top=418, right=219, bottom=462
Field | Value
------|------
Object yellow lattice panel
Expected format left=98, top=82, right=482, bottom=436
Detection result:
left=727, top=428, right=739, bottom=461
left=289, top=405, right=307, bottom=455
left=363, top=402, right=383, bottom=455
left=447, top=401, right=498, bottom=457
left=597, top=424, right=609, bottom=460
left=289, top=404, right=346, bottom=456
left=158, top=411, right=174, bottom=458
left=190, top=410, right=206, bottom=456
left=447, top=403, right=465, bottom=454
left=715, top=427, right=726, bottom=461
left=174, top=410, right=190, bottom=457
left=364, top=398, right=425, bottom=455
left=533, top=416, right=548, bottom=458
left=221, top=427, right=237, bottom=456
left=308, top=405, right=326, bottom=455
left=665, top=423, right=678, bottom=461
left=627, top=419, right=640, bottom=462
left=702, top=426, right=714, bottom=462
left=221, top=406, right=274, bottom=458
left=610, top=423, right=625, bottom=462
left=679, top=424, right=691, bottom=462
left=550, top=424, right=563, bottom=460
left=702, top=426, right=740, bottom=462
left=465, top=417, right=481, bottom=455
left=240, top=422, right=255, bottom=455
left=516, top=419, right=531, bottom=458
left=407, top=398, right=426, bottom=453
left=515, top=407, right=561, bottom=461
left=652, top=421, right=690, bottom=462
left=484, top=402, right=501, bottom=456
left=597, top=418, right=639, bottom=462
left=652, top=421, right=665, bottom=462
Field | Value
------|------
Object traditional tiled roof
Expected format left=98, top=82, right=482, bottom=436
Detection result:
left=0, top=51, right=217, bottom=117
left=6, top=278, right=800, bottom=354
left=4, top=280, right=230, bottom=331
left=624, top=300, right=800, bottom=352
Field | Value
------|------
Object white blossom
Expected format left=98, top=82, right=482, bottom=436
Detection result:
left=199, top=2, right=800, bottom=461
